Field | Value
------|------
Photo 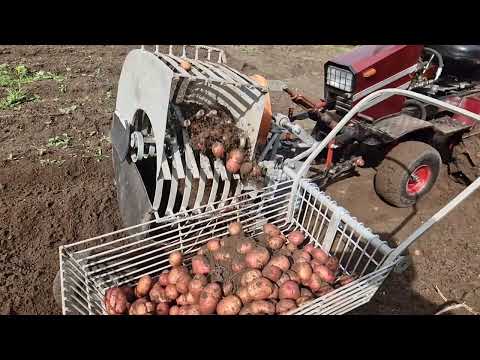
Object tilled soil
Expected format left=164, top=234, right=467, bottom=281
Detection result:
left=0, top=45, right=479, bottom=315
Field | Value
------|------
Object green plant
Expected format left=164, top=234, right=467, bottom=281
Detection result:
left=0, top=88, right=37, bottom=109
left=94, top=147, right=108, bottom=162
left=47, top=133, right=71, bottom=149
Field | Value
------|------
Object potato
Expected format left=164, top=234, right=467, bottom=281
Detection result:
left=191, top=255, right=211, bottom=275
left=263, top=223, right=281, bottom=237
left=292, top=262, right=313, bottom=283
left=177, top=306, right=190, bottom=315
left=207, top=238, right=221, bottom=252
left=249, top=300, right=276, bottom=315
left=276, top=273, right=290, bottom=287
left=296, top=295, right=313, bottom=307
left=222, top=280, right=234, bottom=296
left=240, top=269, right=262, bottom=287
left=313, top=264, right=336, bottom=283
left=276, top=299, right=297, bottom=314
left=120, top=286, right=135, bottom=303
left=187, top=305, right=201, bottom=315
left=129, top=298, right=155, bottom=315
left=188, top=275, right=207, bottom=298
left=247, top=277, right=274, bottom=301
left=268, top=284, right=279, bottom=300
left=325, top=256, right=339, bottom=273
left=311, top=248, right=329, bottom=264
left=301, top=288, right=313, bottom=298
left=198, top=292, right=220, bottom=315
left=236, top=239, right=255, bottom=255
left=266, top=235, right=286, bottom=251
left=168, top=266, right=189, bottom=285
left=262, top=264, right=283, bottom=282
left=231, top=258, right=247, bottom=273
left=105, top=288, right=128, bottom=315
left=150, top=283, right=169, bottom=303
left=217, top=295, right=242, bottom=315
left=315, top=285, right=334, bottom=297
left=239, top=306, right=251, bottom=315
left=336, top=274, right=356, bottom=286
left=279, top=280, right=300, bottom=300
left=308, top=273, right=327, bottom=292
left=135, top=275, right=153, bottom=298
left=213, top=249, right=232, bottom=262
left=158, top=271, right=169, bottom=287
left=286, top=243, right=297, bottom=252
left=285, top=270, right=301, bottom=283
left=169, top=305, right=180, bottom=315
left=204, top=283, right=222, bottom=299
left=212, top=142, right=225, bottom=159
left=228, top=149, right=245, bottom=163
left=236, top=287, right=251, bottom=305
left=292, top=250, right=312, bottom=264
left=169, top=251, right=183, bottom=267
left=156, top=302, right=170, bottom=315
left=268, top=255, right=290, bottom=272
left=165, top=284, right=179, bottom=301
left=303, top=243, right=315, bottom=254
left=287, top=231, right=305, bottom=247
left=176, top=273, right=192, bottom=294
left=245, top=247, right=270, bottom=269
left=228, top=222, right=243, bottom=236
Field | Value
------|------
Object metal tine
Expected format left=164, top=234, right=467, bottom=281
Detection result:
left=220, top=172, right=231, bottom=208
left=180, top=129, right=199, bottom=212
left=208, top=166, right=221, bottom=210
left=214, top=159, right=228, bottom=181
left=194, top=170, right=207, bottom=212
left=199, top=153, right=213, bottom=179
left=156, top=53, right=191, bottom=76
left=166, top=54, right=208, bottom=80
left=171, top=54, right=224, bottom=82
left=153, top=152, right=170, bottom=210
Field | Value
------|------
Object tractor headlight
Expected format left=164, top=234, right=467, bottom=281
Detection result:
left=326, top=66, right=354, bottom=92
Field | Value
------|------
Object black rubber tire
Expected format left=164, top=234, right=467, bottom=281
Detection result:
left=53, top=270, right=62, bottom=310
left=374, top=141, right=441, bottom=207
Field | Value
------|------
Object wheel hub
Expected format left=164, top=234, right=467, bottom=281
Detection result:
left=406, top=165, right=432, bottom=195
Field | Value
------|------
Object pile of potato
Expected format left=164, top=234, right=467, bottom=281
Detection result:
left=104, top=222, right=356, bottom=315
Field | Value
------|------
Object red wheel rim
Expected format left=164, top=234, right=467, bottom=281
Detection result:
left=406, top=165, right=432, bottom=195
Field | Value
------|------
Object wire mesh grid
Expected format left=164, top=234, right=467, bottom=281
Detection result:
left=60, top=179, right=397, bottom=315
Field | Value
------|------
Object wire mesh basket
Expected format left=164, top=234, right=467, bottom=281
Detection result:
left=59, top=178, right=397, bottom=315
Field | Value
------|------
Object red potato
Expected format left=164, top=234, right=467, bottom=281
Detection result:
left=158, top=271, right=170, bottom=287
left=311, top=248, right=329, bottom=264
left=314, top=264, right=336, bottom=283
left=176, top=273, right=192, bottom=294
left=206, top=238, right=222, bottom=252
left=105, top=288, right=128, bottom=315
left=276, top=299, right=297, bottom=314
left=169, top=251, right=183, bottom=267
left=222, top=281, right=234, bottom=296
left=269, top=255, right=290, bottom=272
left=191, top=255, right=211, bottom=275
left=301, top=288, right=313, bottom=298
left=198, top=292, right=220, bottom=315
left=292, top=262, right=313, bottom=283
left=287, top=231, right=305, bottom=247
left=336, top=274, right=356, bottom=286
left=250, top=165, right=262, bottom=178
left=308, top=273, right=327, bottom=292
left=262, top=264, right=283, bottom=283
left=268, top=284, right=279, bottom=300
left=236, top=287, right=251, bottom=305
left=231, top=258, right=247, bottom=273
left=129, top=298, right=155, bottom=315
left=176, top=293, right=190, bottom=306
left=279, top=280, right=300, bottom=300
left=263, top=223, right=281, bottom=237
left=248, top=300, right=276, bottom=315
left=212, top=142, right=225, bottom=158
left=266, top=235, right=286, bottom=251
left=213, top=249, right=232, bottom=262
left=292, top=250, right=312, bottom=263
left=240, top=269, right=262, bottom=287
left=296, top=295, right=313, bottom=307
left=286, top=243, right=297, bottom=252
left=326, top=256, right=340, bottom=273
left=197, top=247, right=205, bottom=256
left=177, top=306, right=190, bottom=315
left=228, top=149, right=245, bottom=163
left=188, top=275, right=207, bottom=298
left=186, top=292, right=198, bottom=305
left=120, top=286, right=135, bottom=303
left=245, top=247, right=271, bottom=269
left=236, top=239, right=256, bottom=255
left=164, top=284, right=179, bottom=301
left=156, top=302, right=170, bottom=315
left=217, top=295, right=243, bottom=315
left=226, top=159, right=241, bottom=173
left=203, top=283, right=222, bottom=300
left=167, top=266, right=189, bottom=285
left=247, top=277, right=274, bottom=301
left=276, top=273, right=290, bottom=287
left=135, top=275, right=153, bottom=298
left=228, top=222, right=243, bottom=236
left=285, top=270, right=301, bottom=284
left=150, top=283, right=169, bottom=303
left=240, top=162, right=253, bottom=176
left=315, top=285, right=334, bottom=297
left=187, top=305, right=201, bottom=315
left=303, top=243, right=315, bottom=254
left=169, top=305, right=180, bottom=315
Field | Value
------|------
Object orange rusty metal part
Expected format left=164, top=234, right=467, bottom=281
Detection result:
left=325, top=140, right=335, bottom=169
left=250, top=74, right=272, bottom=146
